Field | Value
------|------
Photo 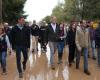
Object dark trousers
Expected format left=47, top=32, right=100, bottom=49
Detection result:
left=40, top=41, right=47, bottom=51
left=68, top=44, right=76, bottom=64
left=15, top=46, right=28, bottom=73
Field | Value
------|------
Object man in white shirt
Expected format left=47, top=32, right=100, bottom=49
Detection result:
left=47, top=16, right=59, bottom=70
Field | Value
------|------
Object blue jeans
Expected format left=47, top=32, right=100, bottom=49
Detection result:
left=49, top=42, right=57, bottom=65
left=15, top=46, right=28, bottom=73
left=57, top=42, right=65, bottom=60
left=97, top=48, right=100, bottom=65
left=76, top=48, right=88, bottom=71
left=0, top=51, right=7, bottom=71
left=91, top=40, right=96, bottom=58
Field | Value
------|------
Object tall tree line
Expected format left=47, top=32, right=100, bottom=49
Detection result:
left=0, top=0, right=2, bottom=25
left=43, top=0, right=100, bottom=22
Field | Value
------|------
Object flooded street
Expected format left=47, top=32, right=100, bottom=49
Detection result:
left=0, top=44, right=99, bottom=80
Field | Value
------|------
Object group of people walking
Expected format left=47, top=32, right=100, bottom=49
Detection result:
left=0, top=16, right=100, bottom=78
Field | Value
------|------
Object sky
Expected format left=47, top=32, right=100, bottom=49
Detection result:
left=24, top=0, right=59, bottom=22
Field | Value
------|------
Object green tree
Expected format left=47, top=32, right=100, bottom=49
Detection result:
left=42, top=0, right=100, bottom=23
left=0, top=0, right=2, bottom=24
left=2, top=0, right=27, bottom=25
left=79, top=0, right=100, bottom=20
left=42, top=15, right=51, bottom=23
left=52, top=3, right=65, bottom=23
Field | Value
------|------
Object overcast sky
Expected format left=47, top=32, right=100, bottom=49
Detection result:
left=24, top=0, right=60, bottom=22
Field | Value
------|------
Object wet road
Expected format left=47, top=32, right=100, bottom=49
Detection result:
left=0, top=44, right=99, bottom=80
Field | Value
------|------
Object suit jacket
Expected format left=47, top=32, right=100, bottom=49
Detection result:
left=10, top=25, right=31, bottom=49
left=47, top=23, right=60, bottom=42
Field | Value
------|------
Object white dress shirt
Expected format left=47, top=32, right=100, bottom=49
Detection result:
left=51, top=23, right=56, bottom=32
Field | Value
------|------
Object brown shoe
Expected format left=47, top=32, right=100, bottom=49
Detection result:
left=51, top=64, right=55, bottom=70
left=84, top=70, right=91, bottom=75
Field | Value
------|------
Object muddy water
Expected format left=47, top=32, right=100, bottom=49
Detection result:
left=0, top=45, right=99, bottom=80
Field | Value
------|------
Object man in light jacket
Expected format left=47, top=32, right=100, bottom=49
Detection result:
left=75, top=20, right=91, bottom=75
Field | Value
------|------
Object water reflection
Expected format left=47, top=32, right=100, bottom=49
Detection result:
left=28, top=43, right=69, bottom=80
left=29, top=53, right=33, bottom=68
left=63, top=66, right=69, bottom=80
left=37, top=43, right=41, bottom=57
left=3, top=43, right=97, bottom=80
left=46, top=45, right=50, bottom=66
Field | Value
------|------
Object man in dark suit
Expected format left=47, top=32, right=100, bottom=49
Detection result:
left=10, top=17, right=31, bottom=78
left=47, top=16, right=59, bottom=70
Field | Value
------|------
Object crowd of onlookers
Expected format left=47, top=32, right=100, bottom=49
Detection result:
left=0, top=16, right=100, bottom=78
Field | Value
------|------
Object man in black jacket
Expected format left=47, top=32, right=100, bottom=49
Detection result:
left=31, top=20, right=40, bottom=52
left=10, top=17, right=31, bottom=78
left=47, top=16, right=59, bottom=70
left=39, top=21, right=48, bottom=52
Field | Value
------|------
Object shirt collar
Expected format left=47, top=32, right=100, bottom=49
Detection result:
left=17, top=24, right=23, bottom=30
left=51, top=23, right=56, bottom=26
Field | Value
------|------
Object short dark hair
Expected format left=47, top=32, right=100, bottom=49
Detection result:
left=80, top=21, right=83, bottom=24
left=87, top=21, right=91, bottom=24
left=17, top=16, right=24, bottom=20
left=33, top=20, right=36, bottom=23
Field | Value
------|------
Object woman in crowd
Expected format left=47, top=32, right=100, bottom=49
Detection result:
left=0, top=27, right=12, bottom=75
left=67, top=22, right=76, bottom=67
left=57, top=22, right=67, bottom=64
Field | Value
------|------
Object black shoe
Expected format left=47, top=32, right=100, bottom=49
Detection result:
left=76, top=65, right=79, bottom=69
left=84, top=70, right=91, bottom=75
left=88, top=55, right=90, bottom=58
left=72, top=61, right=75, bottom=63
left=51, top=65, right=55, bottom=70
left=2, top=68, right=7, bottom=75
left=92, top=57, right=96, bottom=60
left=23, top=62, right=26, bottom=71
left=69, top=63, right=72, bottom=67
left=32, top=49, right=35, bottom=52
left=19, top=73, right=23, bottom=78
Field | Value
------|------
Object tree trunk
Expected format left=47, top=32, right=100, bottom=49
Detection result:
left=0, top=0, right=2, bottom=27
